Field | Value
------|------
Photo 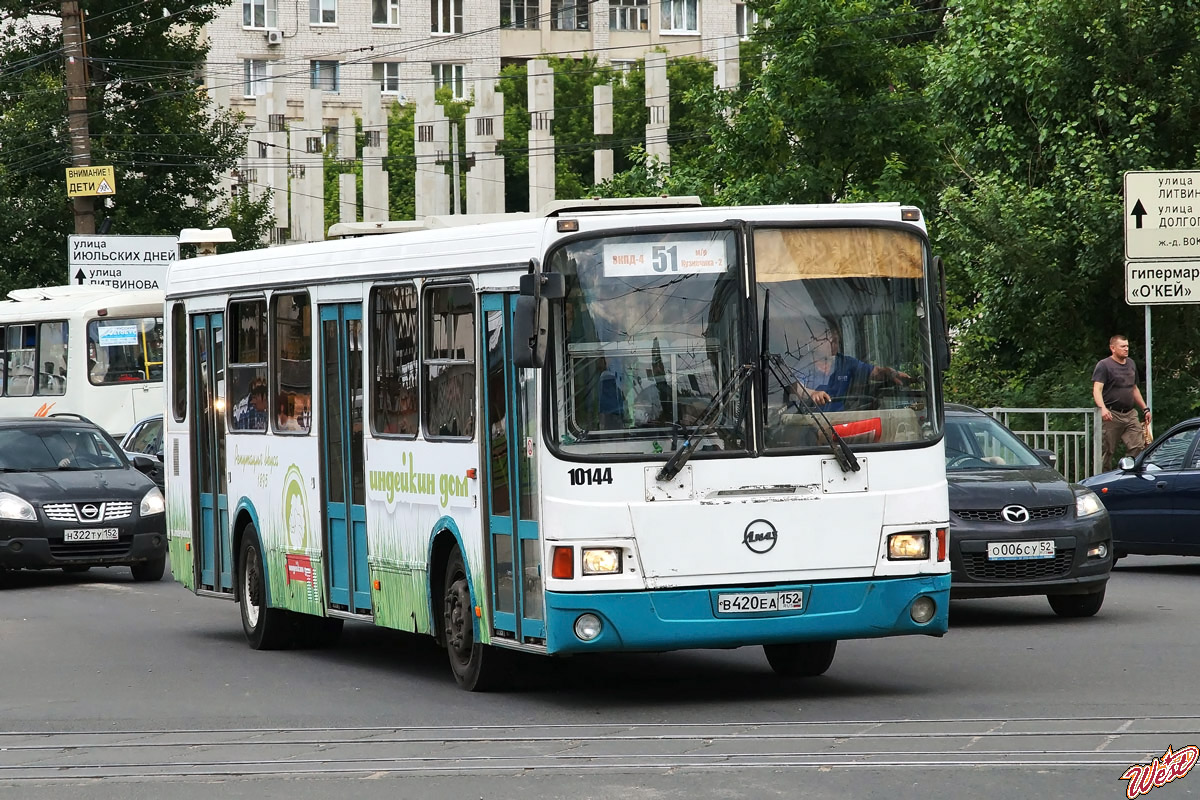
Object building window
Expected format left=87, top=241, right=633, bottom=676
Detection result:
left=735, top=3, right=756, bottom=38
left=431, top=0, right=463, bottom=34
left=373, top=62, right=402, bottom=94
left=609, top=0, right=647, bottom=30
left=660, top=0, right=697, bottom=32
left=551, top=0, right=588, bottom=29
left=243, top=0, right=278, bottom=28
left=310, top=0, right=337, bottom=24
left=372, top=0, right=400, bottom=24
left=243, top=59, right=268, bottom=97
left=501, top=0, right=539, bottom=28
left=431, top=63, right=465, bottom=99
left=370, top=284, right=419, bottom=437
left=611, top=60, right=636, bottom=72
left=423, top=284, right=475, bottom=439
left=310, top=60, right=340, bottom=92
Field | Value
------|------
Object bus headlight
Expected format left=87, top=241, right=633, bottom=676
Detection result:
left=887, top=532, right=929, bottom=560
left=0, top=491, right=36, bottom=521
left=582, top=548, right=621, bottom=575
left=140, top=487, right=165, bottom=516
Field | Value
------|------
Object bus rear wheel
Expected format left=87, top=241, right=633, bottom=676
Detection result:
left=764, top=641, right=837, bottom=677
left=239, top=526, right=292, bottom=650
left=442, top=548, right=508, bottom=691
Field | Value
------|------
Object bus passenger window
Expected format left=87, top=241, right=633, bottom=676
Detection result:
left=229, top=299, right=268, bottom=433
left=423, top=284, right=475, bottom=439
left=38, top=321, right=67, bottom=396
left=6, top=324, right=36, bottom=397
left=272, top=292, right=311, bottom=433
left=370, top=284, right=418, bottom=437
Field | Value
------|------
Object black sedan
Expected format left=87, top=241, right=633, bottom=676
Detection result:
left=0, top=415, right=167, bottom=581
left=945, top=404, right=1112, bottom=616
left=1081, top=416, right=1200, bottom=559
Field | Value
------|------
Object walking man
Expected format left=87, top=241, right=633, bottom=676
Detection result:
left=1092, top=334, right=1151, bottom=471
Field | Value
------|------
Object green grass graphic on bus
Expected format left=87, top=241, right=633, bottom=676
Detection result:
left=167, top=485, right=194, bottom=590
left=269, top=463, right=325, bottom=615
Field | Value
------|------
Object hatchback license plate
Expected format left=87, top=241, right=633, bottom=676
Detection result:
left=987, top=540, right=1055, bottom=561
left=63, top=528, right=119, bottom=542
left=717, top=590, right=804, bottom=614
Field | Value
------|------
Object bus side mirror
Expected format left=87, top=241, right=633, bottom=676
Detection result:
left=513, top=294, right=548, bottom=369
left=513, top=265, right=563, bottom=369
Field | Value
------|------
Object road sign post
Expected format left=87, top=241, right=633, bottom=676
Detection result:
left=1123, top=169, right=1200, bottom=416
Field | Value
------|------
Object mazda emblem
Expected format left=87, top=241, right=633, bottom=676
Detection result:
left=1001, top=505, right=1030, bottom=524
left=743, top=519, right=778, bottom=554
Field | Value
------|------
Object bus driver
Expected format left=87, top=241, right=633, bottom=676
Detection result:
left=790, top=318, right=910, bottom=412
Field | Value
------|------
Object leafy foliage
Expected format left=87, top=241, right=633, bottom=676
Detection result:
left=929, top=0, right=1200, bottom=423
left=0, top=0, right=271, bottom=290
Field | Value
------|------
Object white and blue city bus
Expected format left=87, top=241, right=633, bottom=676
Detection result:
left=163, top=199, right=951, bottom=690
left=0, top=285, right=164, bottom=437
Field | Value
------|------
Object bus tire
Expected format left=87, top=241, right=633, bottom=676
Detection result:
left=239, top=526, right=292, bottom=650
left=130, top=555, right=165, bottom=582
left=442, top=548, right=508, bottom=691
left=763, top=640, right=837, bottom=677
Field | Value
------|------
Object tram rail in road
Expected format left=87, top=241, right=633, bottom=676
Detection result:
left=1, top=716, right=1198, bottom=780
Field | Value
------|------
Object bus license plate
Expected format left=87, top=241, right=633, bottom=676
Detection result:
left=987, top=540, right=1055, bottom=561
left=63, top=528, right=119, bottom=542
left=717, top=590, right=804, bottom=614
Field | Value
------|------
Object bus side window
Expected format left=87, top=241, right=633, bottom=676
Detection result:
left=38, top=321, right=67, bottom=396
left=423, top=284, right=475, bottom=440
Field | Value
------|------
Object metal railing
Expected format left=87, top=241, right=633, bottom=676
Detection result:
left=981, top=407, right=1103, bottom=484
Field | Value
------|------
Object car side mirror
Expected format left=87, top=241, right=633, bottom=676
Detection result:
left=1118, top=456, right=1137, bottom=471
left=1033, top=448, right=1057, bottom=468
left=128, top=452, right=157, bottom=474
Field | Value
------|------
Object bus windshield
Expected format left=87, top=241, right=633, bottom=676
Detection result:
left=548, top=229, right=747, bottom=457
left=755, top=226, right=940, bottom=450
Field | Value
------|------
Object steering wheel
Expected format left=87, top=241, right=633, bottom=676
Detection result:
left=946, top=454, right=988, bottom=468
left=786, top=392, right=878, bottom=412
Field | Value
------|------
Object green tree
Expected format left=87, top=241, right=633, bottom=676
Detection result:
left=929, top=0, right=1200, bottom=423
left=687, top=0, right=946, bottom=207
left=0, top=0, right=272, bottom=292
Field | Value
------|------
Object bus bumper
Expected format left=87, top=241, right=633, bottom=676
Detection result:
left=543, top=574, right=950, bottom=655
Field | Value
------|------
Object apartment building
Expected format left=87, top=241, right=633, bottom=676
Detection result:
left=205, top=0, right=745, bottom=118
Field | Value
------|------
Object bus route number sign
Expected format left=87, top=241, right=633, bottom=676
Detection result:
left=602, top=240, right=727, bottom=278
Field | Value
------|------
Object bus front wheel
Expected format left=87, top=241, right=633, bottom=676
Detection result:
left=442, top=548, right=508, bottom=691
left=764, top=641, right=837, bottom=678
left=239, top=526, right=292, bottom=650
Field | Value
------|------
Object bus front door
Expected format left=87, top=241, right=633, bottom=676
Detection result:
left=319, top=303, right=370, bottom=615
left=191, top=313, right=233, bottom=593
left=481, top=294, right=545, bottom=643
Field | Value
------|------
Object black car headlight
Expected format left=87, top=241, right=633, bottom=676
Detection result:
left=140, top=487, right=165, bottom=516
left=1074, top=488, right=1104, bottom=518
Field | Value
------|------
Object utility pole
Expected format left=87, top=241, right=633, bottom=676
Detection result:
left=62, top=0, right=95, bottom=235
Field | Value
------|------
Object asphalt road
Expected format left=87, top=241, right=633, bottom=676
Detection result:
left=1, top=555, right=1198, bottom=800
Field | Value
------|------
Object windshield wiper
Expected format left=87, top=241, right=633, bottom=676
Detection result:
left=761, top=352, right=860, bottom=474
left=656, top=362, right=756, bottom=483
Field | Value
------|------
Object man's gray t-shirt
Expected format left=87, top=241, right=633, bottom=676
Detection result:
left=1092, top=357, right=1139, bottom=412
